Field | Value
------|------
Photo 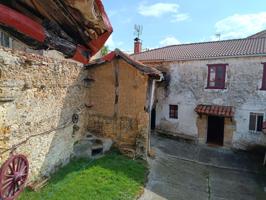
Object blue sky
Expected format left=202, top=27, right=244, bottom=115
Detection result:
left=102, top=0, right=266, bottom=53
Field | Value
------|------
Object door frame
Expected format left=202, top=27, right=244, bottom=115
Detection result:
left=206, top=115, right=225, bottom=146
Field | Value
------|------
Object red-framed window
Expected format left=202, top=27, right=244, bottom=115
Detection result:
left=207, top=64, right=227, bottom=89
left=169, top=105, right=178, bottom=119
left=261, top=63, right=266, bottom=90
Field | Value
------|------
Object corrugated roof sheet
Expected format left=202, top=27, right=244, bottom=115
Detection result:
left=195, top=104, right=234, bottom=118
left=131, top=37, right=266, bottom=62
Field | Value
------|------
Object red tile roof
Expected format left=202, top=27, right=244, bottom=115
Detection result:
left=86, top=49, right=163, bottom=79
left=131, top=37, right=266, bottom=62
left=247, top=30, right=266, bottom=39
left=195, top=104, right=234, bottom=118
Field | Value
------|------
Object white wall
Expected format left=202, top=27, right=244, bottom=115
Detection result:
left=155, top=56, right=266, bottom=149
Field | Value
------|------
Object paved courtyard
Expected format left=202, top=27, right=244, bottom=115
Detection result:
left=139, top=134, right=266, bottom=200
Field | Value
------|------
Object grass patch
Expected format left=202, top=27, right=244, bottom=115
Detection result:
left=19, top=152, right=148, bottom=200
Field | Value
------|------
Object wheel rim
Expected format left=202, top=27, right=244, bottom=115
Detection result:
left=0, top=155, right=29, bottom=200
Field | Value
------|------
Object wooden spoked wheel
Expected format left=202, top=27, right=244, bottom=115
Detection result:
left=0, top=155, right=29, bottom=200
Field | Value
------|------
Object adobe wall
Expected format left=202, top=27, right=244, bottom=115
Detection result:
left=155, top=56, right=266, bottom=150
left=86, top=59, right=150, bottom=157
left=0, top=47, right=89, bottom=181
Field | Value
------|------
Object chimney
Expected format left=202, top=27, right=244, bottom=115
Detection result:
left=134, top=37, right=142, bottom=54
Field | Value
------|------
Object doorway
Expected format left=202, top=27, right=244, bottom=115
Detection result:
left=151, top=108, right=156, bottom=130
left=207, top=116, right=224, bottom=145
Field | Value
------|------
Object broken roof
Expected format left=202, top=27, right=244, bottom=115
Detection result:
left=86, top=49, right=163, bottom=79
left=131, top=36, right=266, bottom=62
left=0, top=0, right=112, bottom=63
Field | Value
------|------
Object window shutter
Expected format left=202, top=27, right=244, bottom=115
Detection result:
left=257, top=115, right=264, bottom=132
left=262, top=64, right=266, bottom=90
left=249, top=114, right=256, bottom=131
left=207, top=64, right=226, bottom=89
left=169, top=105, right=178, bottom=119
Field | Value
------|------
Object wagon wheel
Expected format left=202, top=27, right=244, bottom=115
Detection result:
left=0, top=155, right=29, bottom=200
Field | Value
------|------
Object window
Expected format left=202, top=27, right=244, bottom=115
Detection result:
left=0, top=31, right=11, bottom=48
left=207, top=64, right=227, bottom=89
left=169, top=105, right=178, bottom=119
left=249, top=113, right=264, bottom=132
left=261, top=63, right=266, bottom=90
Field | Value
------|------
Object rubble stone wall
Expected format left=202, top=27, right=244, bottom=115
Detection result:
left=0, top=48, right=89, bottom=181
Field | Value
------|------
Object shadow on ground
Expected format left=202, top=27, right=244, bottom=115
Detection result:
left=139, top=133, right=266, bottom=200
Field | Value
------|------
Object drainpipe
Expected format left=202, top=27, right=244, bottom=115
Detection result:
left=147, top=75, right=163, bottom=155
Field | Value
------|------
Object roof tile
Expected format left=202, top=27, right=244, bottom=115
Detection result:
left=131, top=38, right=266, bottom=62
left=195, top=104, right=234, bottom=118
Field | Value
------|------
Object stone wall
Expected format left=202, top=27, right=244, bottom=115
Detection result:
left=86, top=59, right=150, bottom=157
left=197, top=116, right=236, bottom=147
left=0, top=47, right=89, bottom=181
left=155, top=56, right=266, bottom=150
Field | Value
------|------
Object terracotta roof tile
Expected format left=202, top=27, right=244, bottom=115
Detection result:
left=131, top=37, right=266, bottom=62
left=195, top=104, right=234, bottom=118
left=86, top=49, right=163, bottom=79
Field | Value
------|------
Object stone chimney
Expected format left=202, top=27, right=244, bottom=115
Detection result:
left=134, top=37, right=142, bottom=54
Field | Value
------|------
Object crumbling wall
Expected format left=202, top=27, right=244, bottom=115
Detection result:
left=155, top=56, right=266, bottom=149
left=86, top=59, right=149, bottom=157
left=0, top=47, right=89, bottom=181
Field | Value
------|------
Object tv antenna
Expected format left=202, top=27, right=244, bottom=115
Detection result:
left=215, top=33, right=221, bottom=41
left=134, top=24, right=143, bottom=39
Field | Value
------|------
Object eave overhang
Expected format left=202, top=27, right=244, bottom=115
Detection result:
left=0, top=0, right=113, bottom=64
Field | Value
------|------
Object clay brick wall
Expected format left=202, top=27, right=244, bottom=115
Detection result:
left=86, top=59, right=149, bottom=156
left=0, top=47, right=89, bottom=181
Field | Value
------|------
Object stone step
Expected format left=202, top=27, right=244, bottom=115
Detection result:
left=85, top=133, right=96, bottom=141
left=92, top=143, right=103, bottom=150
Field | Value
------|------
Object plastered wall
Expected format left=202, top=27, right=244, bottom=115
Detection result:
left=155, top=56, right=266, bottom=149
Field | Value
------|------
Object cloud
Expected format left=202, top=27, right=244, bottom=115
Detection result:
left=138, top=2, right=179, bottom=17
left=138, top=2, right=189, bottom=22
left=106, top=35, right=124, bottom=50
left=171, top=13, right=190, bottom=23
left=160, top=36, right=180, bottom=46
left=214, top=12, right=266, bottom=39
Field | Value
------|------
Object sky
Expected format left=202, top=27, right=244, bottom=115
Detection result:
left=102, top=0, right=266, bottom=53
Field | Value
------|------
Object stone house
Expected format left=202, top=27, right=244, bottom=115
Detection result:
left=85, top=49, right=163, bottom=157
left=132, top=30, right=266, bottom=150
left=0, top=47, right=162, bottom=181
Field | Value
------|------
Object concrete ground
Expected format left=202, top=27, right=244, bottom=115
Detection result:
left=139, top=134, right=266, bottom=200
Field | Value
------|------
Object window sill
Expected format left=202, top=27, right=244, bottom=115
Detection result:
left=249, top=130, right=263, bottom=134
left=205, top=87, right=226, bottom=90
